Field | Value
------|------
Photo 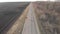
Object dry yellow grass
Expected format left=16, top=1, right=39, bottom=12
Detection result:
left=5, top=4, right=30, bottom=34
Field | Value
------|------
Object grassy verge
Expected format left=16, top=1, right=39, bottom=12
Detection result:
left=6, top=4, right=30, bottom=34
left=32, top=4, right=45, bottom=34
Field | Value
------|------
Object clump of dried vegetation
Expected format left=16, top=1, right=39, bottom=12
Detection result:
left=33, top=2, right=60, bottom=34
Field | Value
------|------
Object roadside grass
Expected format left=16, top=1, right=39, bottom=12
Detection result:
left=32, top=4, right=46, bottom=34
left=34, top=9, right=45, bottom=34
left=6, top=5, right=30, bottom=34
